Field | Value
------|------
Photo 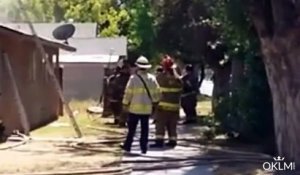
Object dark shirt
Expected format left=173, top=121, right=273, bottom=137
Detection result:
left=182, top=73, right=199, bottom=94
left=109, top=73, right=130, bottom=101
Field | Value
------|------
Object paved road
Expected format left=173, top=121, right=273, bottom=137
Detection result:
left=121, top=121, right=215, bottom=175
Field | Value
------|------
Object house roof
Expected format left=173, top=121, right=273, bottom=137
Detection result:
left=0, top=25, right=76, bottom=52
left=60, top=37, right=127, bottom=56
left=0, top=23, right=97, bottom=39
left=59, top=54, right=120, bottom=63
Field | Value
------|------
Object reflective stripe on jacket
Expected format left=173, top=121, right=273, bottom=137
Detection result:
left=122, top=71, right=160, bottom=115
left=157, top=73, right=182, bottom=111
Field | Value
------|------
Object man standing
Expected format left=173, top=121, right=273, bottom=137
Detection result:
left=151, top=56, right=182, bottom=148
left=107, top=66, right=122, bottom=125
left=121, top=56, right=160, bottom=154
left=109, top=63, right=131, bottom=127
left=102, top=67, right=121, bottom=118
left=181, top=64, right=199, bottom=124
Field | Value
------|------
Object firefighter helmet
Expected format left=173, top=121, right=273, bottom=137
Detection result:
left=161, top=55, right=174, bottom=70
left=136, top=56, right=152, bottom=69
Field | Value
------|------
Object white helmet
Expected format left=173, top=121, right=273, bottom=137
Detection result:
left=135, top=56, right=152, bottom=69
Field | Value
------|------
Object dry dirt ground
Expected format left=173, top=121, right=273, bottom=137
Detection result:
left=0, top=139, right=120, bottom=174
left=0, top=123, right=124, bottom=174
left=0, top=99, right=274, bottom=175
left=0, top=100, right=124, bottom=174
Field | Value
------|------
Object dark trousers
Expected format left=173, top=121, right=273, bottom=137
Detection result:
left=110, top=101, right=122, bottom=121
left=123, top=113, right=150, bottom=152
left=181, top=94, right=197, bottom=120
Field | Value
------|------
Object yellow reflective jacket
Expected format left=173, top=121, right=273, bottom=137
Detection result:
left=122, top=71, right=160, bottom=115
left=157, top=73, right=183, bottom=111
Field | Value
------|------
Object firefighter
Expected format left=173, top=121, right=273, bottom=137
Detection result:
left=155, top=65, right=163, bottom=75
left=181, top=64, right=199, bottom=124
left=152, top=65, right=163, bottom=124
left=107, top=66, right=122, bottom=124
left=121, top=56, right=160, bottom=154
left=151, top=56, right=182, bottom=148
left=102, top=67, right=121, bottom=118
left=114, top=62, right=131, bottom=127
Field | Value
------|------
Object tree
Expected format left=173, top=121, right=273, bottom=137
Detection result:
left=123, top=0, right=157, bottom=60
left=61, top=0, right=129, bottom=37
left=5, top=0, right=129, bottom=37
left=155, top=0, right=214, bottom=63
left=202, top=0, right=274, bottom=148
left=246, top=0, right=300, bottom=164
left=4, top=0, right=57, bottom=22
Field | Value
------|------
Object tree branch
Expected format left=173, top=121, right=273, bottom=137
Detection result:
left=248, top=0, right=274, bottom=38
left=271, top=0, right=297, bottom=34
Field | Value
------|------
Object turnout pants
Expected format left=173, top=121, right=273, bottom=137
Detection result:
left=110, top=101, right=122, bottom=122
left=119, top=111, right=128, bottom=125
left=123, top=113, right=150, bottom=152
left=181, top=94, right=197, bottom=121
left=155, top=108, right=179, bottom=142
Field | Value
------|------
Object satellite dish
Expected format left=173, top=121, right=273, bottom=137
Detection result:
left=52, top=23, right=75, bottom=44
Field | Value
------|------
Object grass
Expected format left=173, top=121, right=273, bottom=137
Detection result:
left=197, top=95, right=213, bottom=117
left=31, top=100, right=122, bottom=138
left=2, top=100, right=123, bottom=174
left=32, top=97, right=213, bottom=137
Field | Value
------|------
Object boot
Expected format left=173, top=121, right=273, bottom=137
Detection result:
left=118, top=122, right=126, bottom=128
left=165, top=140, right=177, bottom=148
left=114, top=119, right=119, bottom=125
left=150, top=140, right=164, bottom=148
left=120, top=144, right=130, bottom=152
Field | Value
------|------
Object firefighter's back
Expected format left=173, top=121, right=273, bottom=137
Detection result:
left=157, top=73, right=182, bottom=111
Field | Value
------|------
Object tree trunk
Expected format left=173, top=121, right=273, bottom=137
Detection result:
left=212, top=62, right=231, bottom=113
left=260, top=35, right=300, bottom=164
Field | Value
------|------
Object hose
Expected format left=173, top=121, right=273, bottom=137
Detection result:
left=0, top=131, right=30, bottom=150
left=4, top=130, right=272, bottom=161
left=11, top=166, right=132, bottom=175
left=71, top=142, right=271, bottom=172
left=8, top=135, right=123, bottom=145
left=1, top=129, right=273, bottom=173
left=88, top=126, right=270, bottom=158
left=87, top=126, right=126, bottom=135
left=130, top=159, right=266, bottom=172
left=0, top=139, right=28, bottom=150
left=121, top=156, right=270, bottom=164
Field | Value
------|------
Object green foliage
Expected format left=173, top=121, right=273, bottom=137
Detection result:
left=155, top=0, right=212, bottom=63
left=210, top=0, right=256, bottom=57
left=125, top=0, right=157, bottom=60
left=5, top=0, right=129, bottom=37
left=61, top=0, right=130, bottom=37
left=210, top=0, right=274, bottom=142
left=215, top=57, right=273, bottom=142
left=4, top=0, right=57, bottom=22
left=236, top=57, right=273, bottom=140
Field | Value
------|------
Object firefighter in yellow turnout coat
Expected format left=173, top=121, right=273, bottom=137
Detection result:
left=151, top=56, right=183, bottom=148
left=121, top=56, right=160, bottom=154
